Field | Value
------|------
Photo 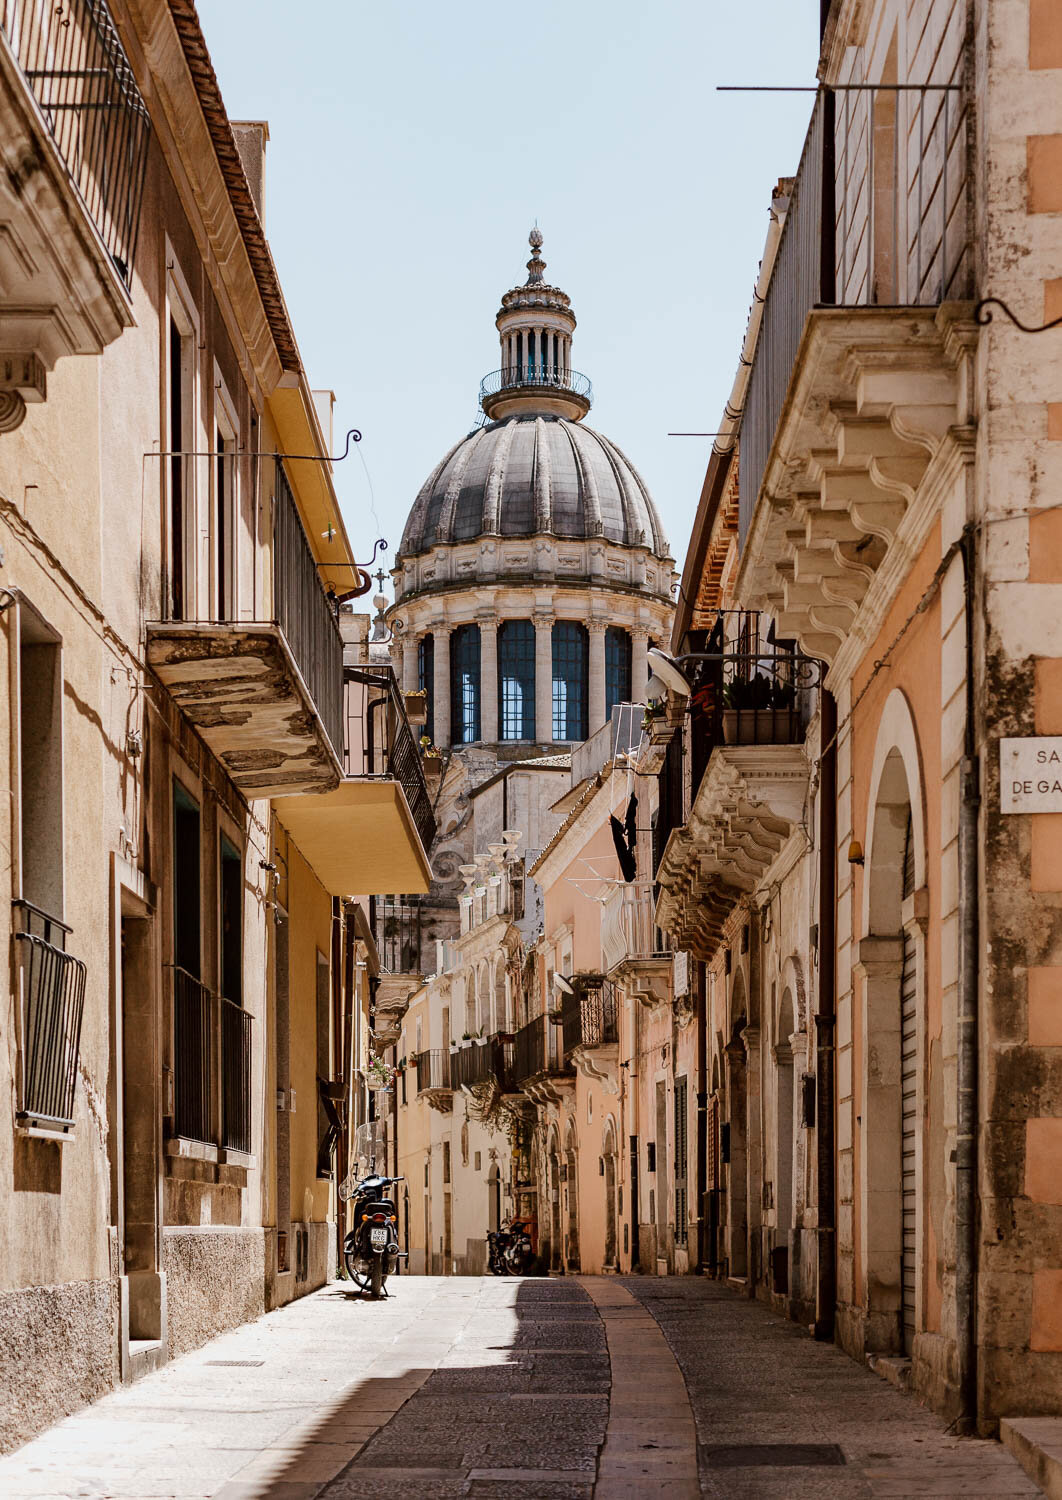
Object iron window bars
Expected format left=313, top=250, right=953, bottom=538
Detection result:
left=605, top=627, right=632, bottom=720
left=450, top=623, right=481, bottom=745
left=13, top=900, right=86, bottom=1134
left=552, top=622, right=589, bottom=742
left=499, top=619, right=536, bottom=740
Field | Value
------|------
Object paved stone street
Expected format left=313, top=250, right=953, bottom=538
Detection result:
left=0, top=1277, right=1038, bottom=1500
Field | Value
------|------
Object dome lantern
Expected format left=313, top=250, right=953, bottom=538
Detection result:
left=479, top=229, right=592, bottom=423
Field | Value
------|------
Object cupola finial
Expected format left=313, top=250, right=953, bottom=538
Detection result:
left=526, top=225, right=545, bottom=285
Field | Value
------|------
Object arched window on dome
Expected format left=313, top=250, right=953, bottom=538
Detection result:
left=498, top=620, right=535, bottom=741
left=418, top=634, right=434, bottom=745
left=552, top=622, right=589, bottom=742
left=605, top=627, right=632, bottom=718
left=450, top=624, right=481, bottom=745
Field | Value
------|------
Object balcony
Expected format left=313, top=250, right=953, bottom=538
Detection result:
left=370, top=897, right=426, bottom=1018
left=0, top=0, right=148, bottom=424
left=600, top=883, right=672, bottom=1007
left=451, top=1034, right=515, bottom=1098
left=511, top=1014, right=574, bottom=1106
left=560, top=975, right=620, bottom=1094
left=415, top=1049, right=452, bottom=1112
left=736, top=85, right=976, bottom=666
left=148, top=463, right=344, bottom=799
left=346, top=666, right=437, bottom=854
left=13, top=901, right=86, bottom=1137
left=479, top=364, right=592, bottom=422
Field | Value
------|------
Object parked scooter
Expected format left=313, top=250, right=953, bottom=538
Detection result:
left=339, top=1123, right=404, bottom=1297
left=486, top=1218, right=534, bottom=1275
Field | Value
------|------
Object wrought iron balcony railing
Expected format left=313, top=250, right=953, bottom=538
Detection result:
left=560, top=976, right=618, bottom=1057
left=513, top=1013, right=571, bottom=1084
left=220, top=996, right=252, bottom=1155
left=13, top=902, right=86, bottom=1133
left=416, top=1048, right=450, bottom=1092
left=274, top=462, right=345, bottom=758
left=451, top=1035, right=515, bottom=1092
left=601, top=883, right=669, bottom=971
left=346, top=664, right=437, bottom=853
left=740, top=84, right=971, bottom=545
left=1, top=0, right=150, bottom=288
left=479, top=365, right=593, bottom=405
left=372, top=897, right=424, bottom=977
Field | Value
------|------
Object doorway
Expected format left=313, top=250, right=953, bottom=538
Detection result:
left=118, top=911, right=163, bottom=1367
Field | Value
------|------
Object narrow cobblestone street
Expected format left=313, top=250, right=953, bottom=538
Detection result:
left=0, top=1277, right=1037, bottom=1500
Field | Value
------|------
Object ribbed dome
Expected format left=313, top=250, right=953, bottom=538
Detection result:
left=398, top=413, right=670, bottom=561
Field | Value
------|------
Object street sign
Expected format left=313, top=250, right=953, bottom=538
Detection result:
left=1000, top=737, right=1062, bottom=813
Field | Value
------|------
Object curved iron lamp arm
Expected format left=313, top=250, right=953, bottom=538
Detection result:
left=974, top=298, right=1062, bottom=335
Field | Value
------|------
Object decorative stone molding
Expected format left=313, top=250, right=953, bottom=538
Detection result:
left=570, top=1042, right=620, bottom=1096
left=656, top=745, right=810, bottom=960
left=736, top=305, right=978, bottom=666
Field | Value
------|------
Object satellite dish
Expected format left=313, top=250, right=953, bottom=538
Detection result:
left=647, top=647, right=691, bottom=698
left=554, top=974, right=575, bottom=995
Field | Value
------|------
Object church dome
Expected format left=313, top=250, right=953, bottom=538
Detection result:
left=397, top=413, right=670, bottom=561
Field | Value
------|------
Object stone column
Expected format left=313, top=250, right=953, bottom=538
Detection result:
left=631, top=624, right=650, bottom=705
left=402, top=637, right=418, bottom=695
left=433, top=624, right=451, bottom=749
left=534, top=613, right=554, bottom=744
left=479, top=612, right=499, bottom=744
left=588, top=620, right=607, bottom=735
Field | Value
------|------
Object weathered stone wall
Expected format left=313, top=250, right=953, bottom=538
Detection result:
left=0, top=1277, right=118, bottom=1453
left=162, top=1228, right=265, bottom=1360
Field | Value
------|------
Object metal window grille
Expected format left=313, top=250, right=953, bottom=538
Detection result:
left=552, top=622, right=588, bottom=741
left=604, top=627, right=632, bottom=719
left=450, top=624, right=481, bottom=745
left=418, top=634, right=435, bottom=745
left=498, top=620, right=535, bottom=740
left=273, top=461, right=344, bottom=759
left=14, top=917, right=86, bottom=1133
left=220, top=997, right=252, bottom=1154
left=173, top=965, right=213, bottom=1144
left=1, top=0, right=151, bottom=288
left=375, top=897, right=423, bottom=975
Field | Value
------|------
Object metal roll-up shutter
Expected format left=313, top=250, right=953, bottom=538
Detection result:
left=900, top=812, right=917, bottom=1353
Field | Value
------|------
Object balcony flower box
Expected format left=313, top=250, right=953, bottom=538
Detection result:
left=722, top=708, right=797, bottom=747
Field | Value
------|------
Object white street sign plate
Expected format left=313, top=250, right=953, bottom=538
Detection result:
left=1000, top=737, right=1062, bottom=813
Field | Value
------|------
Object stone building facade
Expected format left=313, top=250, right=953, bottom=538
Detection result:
left=650, top=0, right=1062, bottom=1435
left=0, top=0, right=429, bottom=1451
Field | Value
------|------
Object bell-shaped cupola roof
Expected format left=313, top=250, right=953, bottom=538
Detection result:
left=479, top=229, right=592, bottom=423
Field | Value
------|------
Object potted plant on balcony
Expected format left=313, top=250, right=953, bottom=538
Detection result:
left=721, top=675, right=796, bottom=746
left=363, top=1057, right=395, bottom=1092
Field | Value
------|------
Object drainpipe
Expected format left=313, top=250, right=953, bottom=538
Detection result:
left=955, top=527, right=980, bottom=1431
left=695, top=959, right=708, bottom=1271
left=814, top=688, right=837, bottom=1340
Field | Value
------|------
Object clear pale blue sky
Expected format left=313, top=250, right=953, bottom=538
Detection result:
left=197, top=1, right=821, bottom=587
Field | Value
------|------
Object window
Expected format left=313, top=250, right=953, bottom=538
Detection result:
left=552, top=622, right=588, bottom=741
left=418, top=634, right=435, bottom=744
left=220, top=835, right=251, bottom=1154
left=173, top=782, right=201, bottom=979
left=605, top=627, right=632, bottom=718
left=167, top=310, right=195, bottom=621
left=213, top=374, right=238, bottom=622
left=450, top=624, right=481, bottom=744
left=219, top=837, right=241, bottom=1002
left=498, top=620, right=535, bottom=740
left=18, top=606, right=63, bottom=920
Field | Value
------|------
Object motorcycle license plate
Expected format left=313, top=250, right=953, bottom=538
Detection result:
left=369, top=1227, right=388, bottom=1249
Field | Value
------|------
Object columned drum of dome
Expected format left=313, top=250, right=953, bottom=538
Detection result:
left=387, top=229, right=675, bottom=754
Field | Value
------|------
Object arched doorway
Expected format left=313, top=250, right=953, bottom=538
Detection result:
left=725, top=972, right=749, bottom=1280
left=862, top=703, right=925, bottom=1358
left=488, top=1163, right=501, bottom=1235
left=547, top=1130, right=562, bottom=1271
left=772, top=985, right=796, bottom=1297
left=602, top=1119, right=618, bottom=1269
left=565, top=1121, right=580, bottom=1271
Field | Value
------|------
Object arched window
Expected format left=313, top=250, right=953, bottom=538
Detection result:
left=552, top=622, right=588, bottom=741
left=418, top=634, right=434, bottom=744
left=498, top=620, right=535, bottom=740
left=605, top=627, right=632, bottom=717
left=450, top=624, right=480, bottom=744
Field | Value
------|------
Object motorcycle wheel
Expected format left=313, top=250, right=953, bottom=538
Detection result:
left=370, top=1254, right=385, bottom=1298
left=343, top=1246, right=372, bottom=1294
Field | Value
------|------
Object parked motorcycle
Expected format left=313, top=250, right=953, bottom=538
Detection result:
left=486, top=1218, right=534, bottom=1276
left=339, top=1123, right=404, bottom=1297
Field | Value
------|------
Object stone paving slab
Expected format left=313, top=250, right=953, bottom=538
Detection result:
left=0, top=1274, right=1046, bottom=1499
